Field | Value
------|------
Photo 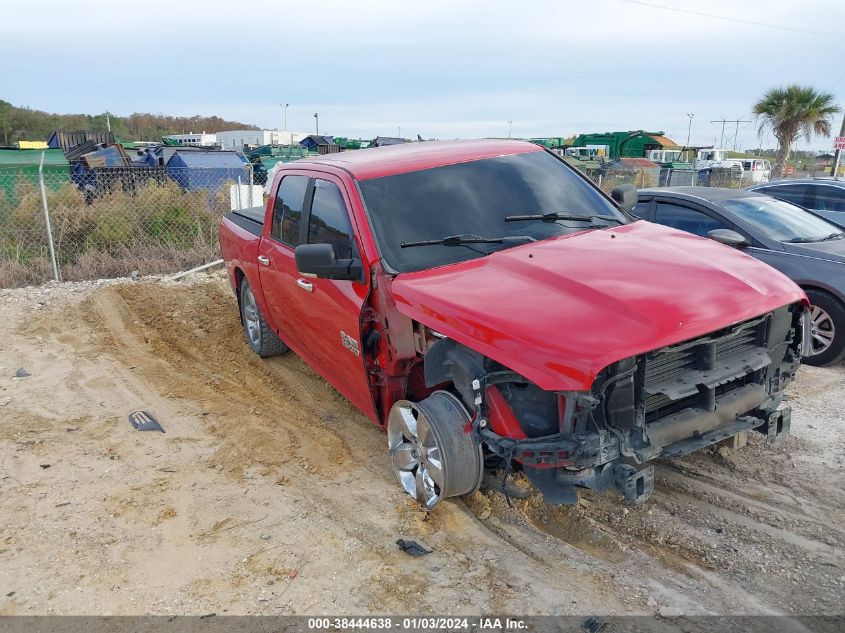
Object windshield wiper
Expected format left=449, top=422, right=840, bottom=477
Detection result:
left=785, top=232, right=845, bottom=243
left=400, top=234, right=535, bottom=248
left=504, top=212, right=624, bottom=225
left=819, top=232, right=845, bottom=241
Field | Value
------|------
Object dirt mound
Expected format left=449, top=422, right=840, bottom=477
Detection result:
left=70, top=280, right=359, bottom=477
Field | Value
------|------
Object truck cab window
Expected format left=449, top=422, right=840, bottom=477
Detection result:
left=655, top=202, right=728, bottom=237
left=271, top=175, right=309, bottom=246
left=309, top=180, right=357, bottom=259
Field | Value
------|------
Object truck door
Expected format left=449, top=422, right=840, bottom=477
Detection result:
left=294, top=176, right=376, bottom=418
left=257, top=174, right=312, bottom=353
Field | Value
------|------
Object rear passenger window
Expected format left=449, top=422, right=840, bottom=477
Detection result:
left=814, top=186, right=845, bottom=213
left=308, top=180, right=357, bottom=259
left=655, top=202, right=728, bottom=237
left=271, top=175, right=309, bottom=245
left=761, top=184, right=810, bottom=208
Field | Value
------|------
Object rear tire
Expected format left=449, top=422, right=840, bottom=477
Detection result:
left=239, top=279, right=288, bottom=357
left=803, top=289, right=845, bottom=366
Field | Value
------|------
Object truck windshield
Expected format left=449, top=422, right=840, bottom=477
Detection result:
left=358, top=150, right=626, bottom=273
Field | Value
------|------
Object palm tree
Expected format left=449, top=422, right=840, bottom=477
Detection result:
left=753, top=85, right=840, bottom=179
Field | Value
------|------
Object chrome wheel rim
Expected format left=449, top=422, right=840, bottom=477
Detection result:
left=243, top=287, right=261, bottom=347
left=808, top=304, right=835, bottom=356
left=387, top=402, right=444, bottom=510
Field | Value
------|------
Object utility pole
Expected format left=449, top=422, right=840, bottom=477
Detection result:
left=507, top=120, right=513, bottom=138
left=314, top=113, right=319, bottom=135
left=732, top=118, right=750, bottom=151
left=831, top=110, right=845, bottom=178
left=685, top=113, right=694, bottom=148
left=711, top=118, right=728, bottom=147
left=711, top=117, right=749, bottom=149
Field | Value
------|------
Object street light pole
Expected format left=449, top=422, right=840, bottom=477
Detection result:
left=314, top=113, right=319, bottom=135
left=507, top=120, right=513, bottom=139
left=280, top=103, right=289, bottom=131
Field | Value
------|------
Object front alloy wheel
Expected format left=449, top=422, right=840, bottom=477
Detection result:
left=808, top=304, right=835, bottom=357
left=387, top=391, right=483, bottom=510
left=803, top=289, right=845, bottom=367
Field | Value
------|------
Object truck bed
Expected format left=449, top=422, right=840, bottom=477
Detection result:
left=223, top=206, right=265, bottom=237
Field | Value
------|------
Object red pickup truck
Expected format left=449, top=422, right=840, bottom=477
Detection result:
left=219, top=139, right=808, bottom=509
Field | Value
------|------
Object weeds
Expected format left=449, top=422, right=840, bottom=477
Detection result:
left=0, top=173, right=232, bottom=288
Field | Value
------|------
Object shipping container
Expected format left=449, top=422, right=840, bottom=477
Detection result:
left=0, top=149, right=71, bottom=198
left=166, top=150, right=249, bottom=193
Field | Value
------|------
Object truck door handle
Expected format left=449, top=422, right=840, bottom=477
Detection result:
left=257, top=255, right=271, bottom=266
left=296, top=278, right=313, bottom=292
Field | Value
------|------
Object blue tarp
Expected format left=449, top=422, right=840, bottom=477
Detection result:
left=166, top=150, right=249, bottom=192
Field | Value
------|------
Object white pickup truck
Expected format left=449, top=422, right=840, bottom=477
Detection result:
left=694, top=149, right=745, bottom=179
left=694, top=149, right=739, bottom=170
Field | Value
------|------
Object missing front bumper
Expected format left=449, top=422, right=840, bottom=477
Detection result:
left=756, top=408, right=791, bottom=444
left=523, top=461, right=655, bottom=506
left=660, top=407, right=791, bottom=459
left=516, top=407, right=791, bottom=506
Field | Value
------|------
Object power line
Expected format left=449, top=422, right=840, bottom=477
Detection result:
left=618, top=0, right=844, bottom=38
left=711, top=118, right=751, bottom=150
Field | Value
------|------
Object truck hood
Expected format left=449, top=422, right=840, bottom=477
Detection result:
left=392, top=221, right=805, bottom=391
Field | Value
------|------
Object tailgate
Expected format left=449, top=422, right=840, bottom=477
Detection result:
left=224, top=206, right=265, bottom=237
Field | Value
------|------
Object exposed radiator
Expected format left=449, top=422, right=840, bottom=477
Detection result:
left=642, top=315, right=768, bottom=421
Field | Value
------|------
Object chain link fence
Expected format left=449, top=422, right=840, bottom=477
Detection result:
left=0, top=166, right=263, bottom=288
left=584, top=166, right=747, bottom=192
left=0, top=158, right=753, bottom=289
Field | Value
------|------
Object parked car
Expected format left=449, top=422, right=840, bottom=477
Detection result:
left=219, top=140, right=805, bottom=510
left=747, top=178, right=845, bottom=228
left=634, top=186, right=845, bottom=365
left=736, top=158, right=771, bottom=184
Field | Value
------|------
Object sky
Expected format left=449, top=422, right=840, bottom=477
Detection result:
left=5, top=0, right=845, bottom=151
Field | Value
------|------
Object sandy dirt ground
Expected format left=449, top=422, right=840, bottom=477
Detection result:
left=0, top=272, right=843, bottom=618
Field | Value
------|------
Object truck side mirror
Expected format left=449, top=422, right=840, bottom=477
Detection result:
left=295, top=243, right=364, bottom=282
left=706, top=229, right=748, bottom=248
left=611, top=183, right=637, bottom=212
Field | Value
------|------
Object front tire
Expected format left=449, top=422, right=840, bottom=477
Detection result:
left=803, top=289, right=845, bottom=366
left=239, top=279, right=288, bottom=357
left=387, top=391, right=483, bottom=510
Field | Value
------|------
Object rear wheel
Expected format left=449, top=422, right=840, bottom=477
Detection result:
left=803, top=289, right=845, bottom=366
left=239, top=280, right=288, bottom=357
left=387, top=391, right=483, bottom=510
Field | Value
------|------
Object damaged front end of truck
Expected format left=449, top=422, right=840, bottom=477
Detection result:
left=415, top=303, right=807, bottom=507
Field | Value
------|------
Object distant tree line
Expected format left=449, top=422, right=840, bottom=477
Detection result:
left=0, top=99, right=259, bottom=146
